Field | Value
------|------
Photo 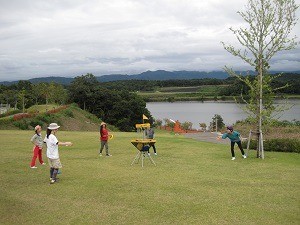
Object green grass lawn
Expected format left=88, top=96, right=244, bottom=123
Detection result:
left=0, top=130, right=299, bottom=225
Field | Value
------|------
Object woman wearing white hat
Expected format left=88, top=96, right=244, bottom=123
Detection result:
left=44, top=123, right=73, bottom=184
left=99, top=122, right=112, bottom=157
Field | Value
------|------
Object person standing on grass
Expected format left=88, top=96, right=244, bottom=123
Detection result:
left=44, top=123, right=73, bottom=184
left=217, top=125, right=247, bottom=160
left=146, top=127, right=157, bottom=155
left=30, top=125, right=45, bottom=168
left=99, top=122, right=112, bottom=157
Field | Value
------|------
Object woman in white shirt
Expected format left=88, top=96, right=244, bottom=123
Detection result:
left=44, top=123, right=72, bottom=184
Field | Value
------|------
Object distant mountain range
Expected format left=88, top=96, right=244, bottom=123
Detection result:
left=1, top=70, right=299, bottom=85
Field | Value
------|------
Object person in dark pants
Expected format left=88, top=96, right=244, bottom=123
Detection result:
left=146, top=127, right=157, bottom=155
left=218, top=125, right=246, bottom=160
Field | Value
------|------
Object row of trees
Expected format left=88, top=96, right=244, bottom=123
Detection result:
left=101, top=74, right=300, bottom=95
left=0, top=74, right=152, bottom=131
left=0, top=81, right=67, bottom=111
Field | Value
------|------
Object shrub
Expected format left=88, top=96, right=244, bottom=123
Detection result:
left=0, top=109, right=21, bottom=118
left=61, top=109, right=74, bottom=118
left=36, top=114, right=59, bottom=125
left=242, top=139, right=300, bottom=153
left=13, top=119, right=30, bottom=130
left=29, top=119, right=45, bottom=129
left=0, top=117, right=13, bottom=126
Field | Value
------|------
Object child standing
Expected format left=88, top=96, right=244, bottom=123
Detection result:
left=218, top=125, right=247, bottom=160
left=30, top=125, right=45, bottom=168
left=43, top=123, right=73, bottom=184
left=146, top=127, right=157, bottom=155
left=99, top=122, right=112, bottom=157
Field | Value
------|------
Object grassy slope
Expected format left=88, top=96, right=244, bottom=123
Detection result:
left=0, top=130, right=299, bottom=225
left=0, top=104, right=113, bottom=132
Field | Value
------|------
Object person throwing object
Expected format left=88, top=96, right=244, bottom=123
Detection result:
left=44, top=123, right=73, bottom=184
left=217, top=125, right=246, bottom=160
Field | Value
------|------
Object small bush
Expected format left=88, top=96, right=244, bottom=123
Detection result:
left=61, top=109, right=74, bottom=118
left=242, top=139, right=300, bottom=153
left=13, top=119, right=30, bottom=130
left=29, top=119, right=45, bottom=129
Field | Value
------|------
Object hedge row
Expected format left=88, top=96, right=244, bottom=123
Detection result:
left=0, top=109, right=22, bottom=118
left=242, top=139, right=300, bottom=153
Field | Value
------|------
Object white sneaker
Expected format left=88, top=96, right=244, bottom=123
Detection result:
left=242, top=155, right=247, bottom=159
left=30, top=166, right=37, bottom=169
left=154, top=153, right=157, bottom=156
left=231, top=157, right=236, bottom=161
left=42, top=163, right=46, bottom=165
left=50, top=179, right=56, bottom=184
left=99, top=153, right=102, bottom=157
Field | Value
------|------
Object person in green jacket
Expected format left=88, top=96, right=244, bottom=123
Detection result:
left=218, top=125, right=247, bottom=160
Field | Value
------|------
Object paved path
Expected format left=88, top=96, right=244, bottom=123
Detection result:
left=183, top=132, right=228, bottom=144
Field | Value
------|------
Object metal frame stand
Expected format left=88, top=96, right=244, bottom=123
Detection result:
left=131, top=150, right=156, bottom=167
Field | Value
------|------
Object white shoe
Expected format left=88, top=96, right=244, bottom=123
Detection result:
left=154, top=153, right=157, bottom=156
left=99, top=153, right=102, bottom=157
left=242, top=155, right=247, bottom=159
left=231, top=157, right=236, bottom=161
left=50, top=179, right=56, bottom=184
left=30, top=166, right=37, bottom=169
left=42, top=163, right=46, bottom=165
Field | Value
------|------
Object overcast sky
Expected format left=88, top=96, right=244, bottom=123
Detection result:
left=0, top=0, right=299, bottom=81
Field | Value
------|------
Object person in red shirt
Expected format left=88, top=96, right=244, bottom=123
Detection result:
left=99, top=122, right=112, bottom=157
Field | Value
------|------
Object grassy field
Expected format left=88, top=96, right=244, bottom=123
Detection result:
left=0, top=130, right=299, bottom=225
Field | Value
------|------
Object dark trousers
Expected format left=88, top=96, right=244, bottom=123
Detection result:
left=150, top=143, right=156, bottom=153
left=231, top=141, right=245, bottom=157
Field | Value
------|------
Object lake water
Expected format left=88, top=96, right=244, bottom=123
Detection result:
left=146, top=100, right=300, bottom=129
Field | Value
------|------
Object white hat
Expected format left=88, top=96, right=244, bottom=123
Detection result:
left=100, top=122, right=106, bottom=126
left=48, top=123, right=60, bottom=130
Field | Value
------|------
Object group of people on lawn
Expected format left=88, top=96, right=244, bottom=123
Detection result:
left=30, top=121, right=245, bottom=184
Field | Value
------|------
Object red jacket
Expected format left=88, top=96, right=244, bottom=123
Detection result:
left=100, top=128, right=108, bottom=141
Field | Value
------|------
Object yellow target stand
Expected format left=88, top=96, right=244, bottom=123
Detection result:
left=131, top=123, right=156, bottom=167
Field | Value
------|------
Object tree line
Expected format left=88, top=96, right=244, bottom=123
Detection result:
left=0, top=74, right=151, bottom=131
left=102, top=73, right=300, bottom=95
left=0, top=72, right=298, bottom=131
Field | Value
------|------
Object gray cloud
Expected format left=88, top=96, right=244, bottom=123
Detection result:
left=0, top=0, right=299, bottom=81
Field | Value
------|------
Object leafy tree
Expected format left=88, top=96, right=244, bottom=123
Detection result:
left=199, top=123, right=207, bottom=131
left=222, top=0, right=298, bottom=158
left=181, top=121, right=193, bottom=131
left=154, top=119, right=162, bottom=128
left=68, top=73, right=99, bottom=110
left=210, top=114, right=225, bottom=132
left=68, top=74, right=152, bottom=131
